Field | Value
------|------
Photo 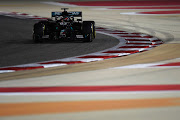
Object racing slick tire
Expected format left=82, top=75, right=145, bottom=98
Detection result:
left=82, top=21, right=95, bottom=42
left=33, top=23, right=45, bottom=43
left=33, top=33, right=42, bottom=43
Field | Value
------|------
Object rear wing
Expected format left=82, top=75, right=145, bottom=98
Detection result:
left=51, top=11, right=82, bottom=18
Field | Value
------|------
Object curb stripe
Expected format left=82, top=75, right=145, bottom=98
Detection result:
left=0, top=66, right=44, bottom=71
left=0, top=11, right=49, bottom=20
left=126, top=39, right=150, bottom=42
left=103, top=50, right=139, bottom=54
left=111, top=32, right=141, bottom=35
left=155, top=62, right=180, bottom=67
left=126, top=43, right=151, bottom=45
left=119, top=35, right=153, bottom=38
left=119, top=46, right=149, bottom=48
left=0, top=85, right=179, bottom=92
left=78, top=55, right=118, bottom=59
left=40, top=61, right=85, bottom=65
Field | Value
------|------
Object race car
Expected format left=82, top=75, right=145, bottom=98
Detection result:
left=33, top=8, right=95, bottom=43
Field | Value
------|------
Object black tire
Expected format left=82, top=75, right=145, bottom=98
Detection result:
left=85, top=33, right=92, bottom=42
left=82, top=21, right=95, bottom=42
left=91, top=22, right=96, bottom=39
left=33, top=23, right=45, bottom=43
left=33, top=33, right=42, bottom=43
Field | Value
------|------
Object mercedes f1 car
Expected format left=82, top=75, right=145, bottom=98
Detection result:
left=33, top=8, right=95, bottom=43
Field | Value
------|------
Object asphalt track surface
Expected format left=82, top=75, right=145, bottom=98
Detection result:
left=0, top=15, right=119, bottom=67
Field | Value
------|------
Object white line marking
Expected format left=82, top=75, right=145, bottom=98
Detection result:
left=112, top=58, right=180, bottom=69
left=42, top=64, right=67, bottom=68
left=112, top=63, right=161, bottom=69
left=0, top=91, right=180, bottom=96
left=0, top=70, right=15, bottom=73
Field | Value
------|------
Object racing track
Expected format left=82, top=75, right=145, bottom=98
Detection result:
left=0, top=0, right=180, bottom=120
left=0, top=15, right=119, bottom=67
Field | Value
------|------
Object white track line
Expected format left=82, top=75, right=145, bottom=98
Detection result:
left=0, top=91, right=180, bottom=96
left=112, top=58, right=180, bottom=69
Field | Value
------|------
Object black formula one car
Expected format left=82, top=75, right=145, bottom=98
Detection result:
left=33, top=8, right=95, bottom=43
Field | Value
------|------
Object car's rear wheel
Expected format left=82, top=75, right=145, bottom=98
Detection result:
left=82, top=21, right=95, bottom=42
left=33, top=23, right=45, bottom=43
left=33, top=33, right=42, bottom=43
left=85, top=33, right=92, bottom=42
